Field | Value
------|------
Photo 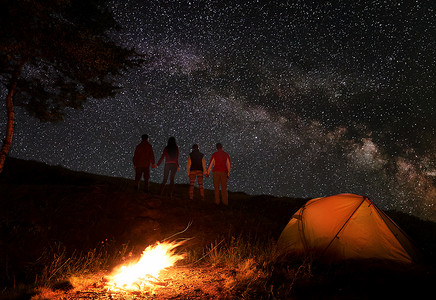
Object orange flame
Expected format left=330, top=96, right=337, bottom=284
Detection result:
left=106, top=241, right=185, bottom=291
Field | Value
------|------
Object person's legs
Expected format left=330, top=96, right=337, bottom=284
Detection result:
left=221, top=175, right=228, bottom=205
left=168, top=164, right=177, bottom=198
left=212, top=172, right=220, bottom=205
left=135, top=167, right=143, bottom=190
left=197, top=171, right=204, bottom=200
left=213, top=172, right=226, bottom=205
left=189, top=173, right=196, bottom=200
left=143, top=167, right=150, bottom=193
left=160, top=164, right=170, bottom=196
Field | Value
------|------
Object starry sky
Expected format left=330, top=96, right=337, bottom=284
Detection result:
left=2, top=0, right=436, bottom=221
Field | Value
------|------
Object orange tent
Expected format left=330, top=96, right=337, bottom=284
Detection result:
left=277, top=194, right=420, bottom=263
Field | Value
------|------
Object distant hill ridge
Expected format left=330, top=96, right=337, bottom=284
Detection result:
left=1, top=156, right=127, bottom=185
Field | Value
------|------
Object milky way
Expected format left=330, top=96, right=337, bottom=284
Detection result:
left=2, top=0, right=435, bottom=220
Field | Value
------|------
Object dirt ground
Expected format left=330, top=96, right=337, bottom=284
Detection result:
left=27, top=189, right=294, bottom=299
left=37, top=265, right=236, bottom=299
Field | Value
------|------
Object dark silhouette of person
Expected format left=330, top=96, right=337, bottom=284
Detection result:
left=187, top=144, right=207, bottom=201
left=207, top=143, right=231, bottom=205
left=132, top=134, right=155, bottom=193
left=156, top=137, right=179, bottom=199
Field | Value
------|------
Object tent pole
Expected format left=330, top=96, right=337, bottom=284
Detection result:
left=320, top=196, right=367, bottom=259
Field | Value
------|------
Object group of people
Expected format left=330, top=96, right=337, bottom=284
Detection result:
left=132, top=134, right=231, bottom=205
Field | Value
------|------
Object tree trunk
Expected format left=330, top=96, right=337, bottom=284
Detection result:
left=0, top=62, right=24, bottom=174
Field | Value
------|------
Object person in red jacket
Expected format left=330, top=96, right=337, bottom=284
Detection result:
left=207, top=143, right=231, bottom=205
left=156, top=137, right=179, bottom=199
left=133, top=134, right=155, bottom=193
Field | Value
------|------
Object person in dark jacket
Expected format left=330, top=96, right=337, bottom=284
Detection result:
left=133, top=134, right=155, bottom=193
left=156, top=137, right=179, bottom=199
left=187, top=144, right=207, bottom=201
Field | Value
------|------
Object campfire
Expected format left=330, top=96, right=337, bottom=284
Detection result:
left=105, top=241, right=185, bottom=292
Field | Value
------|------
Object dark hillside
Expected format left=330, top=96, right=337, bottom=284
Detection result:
left=1, top=157, right=435, bottom=299
left=0, top=157, right=305, bottom=285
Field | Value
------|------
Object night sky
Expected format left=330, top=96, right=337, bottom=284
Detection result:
left=2, top=0, right=435, bottom=221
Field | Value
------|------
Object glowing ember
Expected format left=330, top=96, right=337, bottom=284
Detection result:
left=106, top=241, right=185, bottom=291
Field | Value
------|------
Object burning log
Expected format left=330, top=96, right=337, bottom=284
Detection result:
left=104, top=241, right=185, bottom=293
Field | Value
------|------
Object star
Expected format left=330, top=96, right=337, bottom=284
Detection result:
left=3, top=0, right=435, bottom=221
